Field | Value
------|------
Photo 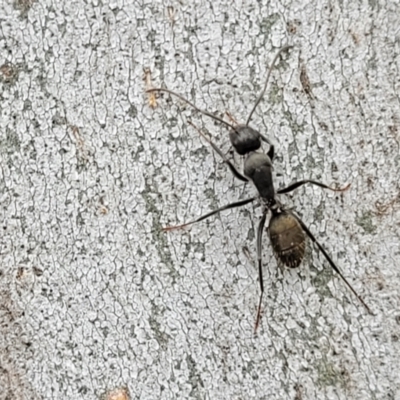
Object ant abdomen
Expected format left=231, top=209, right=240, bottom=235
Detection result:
left=269, top=211, right=305, bottom=268
left=229, top=125, right=262, bottom=155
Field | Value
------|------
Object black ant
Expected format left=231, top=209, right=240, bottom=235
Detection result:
left=147, top=45, right=373, bottom=332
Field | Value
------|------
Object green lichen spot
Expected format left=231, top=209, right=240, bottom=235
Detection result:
left=356, top=211, right=376, bottom=234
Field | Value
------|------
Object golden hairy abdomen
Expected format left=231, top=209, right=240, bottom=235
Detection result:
left=269, top=212, right=306, bottom=268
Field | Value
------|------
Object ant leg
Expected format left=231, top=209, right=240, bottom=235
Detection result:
left=187, top=121, right=249, bottom=182
left=278, top=180, right=350, bottom=194
left=291, top=211, right=374, bottom=315
left=267, top=144, right=274, bottom=161
left=163, top=197, right=256, bottom=231
left=254, top=211, right=268, bottom=333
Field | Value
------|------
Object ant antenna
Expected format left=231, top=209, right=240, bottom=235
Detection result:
left=246, top=45, right=293, bottom=126
left=146, top=87, right=237, bottom=132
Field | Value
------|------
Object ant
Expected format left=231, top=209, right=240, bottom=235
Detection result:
left=147, top=45, right=373, bottom=332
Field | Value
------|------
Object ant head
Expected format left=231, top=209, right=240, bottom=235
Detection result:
left=229, top=125, right=262, bottom=155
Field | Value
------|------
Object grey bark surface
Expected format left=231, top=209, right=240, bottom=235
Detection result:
left=0, top=0, right=399, bottom=399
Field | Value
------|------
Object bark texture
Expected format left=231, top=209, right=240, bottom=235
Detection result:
left=1, top=0, right=399, bottom=399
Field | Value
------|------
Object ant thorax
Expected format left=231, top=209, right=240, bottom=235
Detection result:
left=243, top=151, right=275, bottom=201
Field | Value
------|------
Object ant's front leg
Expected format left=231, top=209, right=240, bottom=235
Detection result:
left=187, top=121, right=249, bottom=183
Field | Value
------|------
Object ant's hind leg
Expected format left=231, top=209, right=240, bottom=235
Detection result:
left=254, top=212, right=268, bottom=334
left=291, top=210, right=373, bottom=316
